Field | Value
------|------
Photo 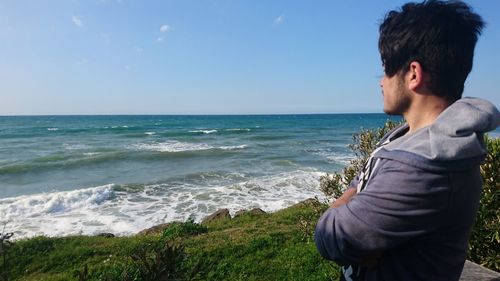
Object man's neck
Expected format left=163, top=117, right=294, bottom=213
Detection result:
left=403, top=96, right=453, bottom=134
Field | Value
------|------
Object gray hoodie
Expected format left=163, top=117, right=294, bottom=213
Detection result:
left=315, top=97, right=500, bottom=281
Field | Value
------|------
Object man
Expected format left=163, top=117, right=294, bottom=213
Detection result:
left=314, top=1, right=500, bottom=280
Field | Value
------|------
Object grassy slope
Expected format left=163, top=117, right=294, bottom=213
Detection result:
left=4, top=199, right=340, bottom=281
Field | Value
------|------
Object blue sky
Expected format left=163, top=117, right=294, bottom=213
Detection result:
left=1, top=0, right=499, bottom=115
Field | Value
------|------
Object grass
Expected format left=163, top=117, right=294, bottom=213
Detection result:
left=3, top=199, right=340, bottom=281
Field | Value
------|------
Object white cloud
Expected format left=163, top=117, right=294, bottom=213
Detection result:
left=72, top=15, right=83, bottom=28
left=274, top=15, right=284, bottom=25
left=157, top=37, right=164, bottom=42
left=160, top=24, right=171, bottom=33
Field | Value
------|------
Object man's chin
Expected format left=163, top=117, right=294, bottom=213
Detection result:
left=383, top=108, right=402, bottom=116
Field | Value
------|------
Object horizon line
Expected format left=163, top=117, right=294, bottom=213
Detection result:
left=0, top=112, right=387, bottom=117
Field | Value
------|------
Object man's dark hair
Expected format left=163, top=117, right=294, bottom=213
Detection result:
left=379, top=0, right=484, bottom=101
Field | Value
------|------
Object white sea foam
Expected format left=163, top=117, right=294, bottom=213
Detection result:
left=325, top=154, right=354, bottom=165
left=310, top=148, right=354, bottom=165
left=219, top=144, right=248, bottom=150
left=163, top=169, right=327, bottom=222
left=133, top=141, right=247, bottom=153
left=0, top=184, right=114, bottom=217
left=226, top=128, right=251, bottom=132
left=0, top=184, right=117, bottom=238
left=47, top=128, right=59, bottom=131
left=63, top=143, right=91, bottom=150
left=0, top=170, right=326, bottom=239
left=144, top=132, right=156, bottom=135
left=134, top=141, right=213, bottom=152
left=189, top=129, right=218, bottom=134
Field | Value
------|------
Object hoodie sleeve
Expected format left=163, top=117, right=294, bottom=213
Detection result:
left=314, top=158, right=451, bottom=265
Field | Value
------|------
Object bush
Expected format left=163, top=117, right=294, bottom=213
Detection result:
left=320, top=122, right=500, bottom=272
left=319, top=120, right=401, bottom=200
left=468, top=135, right=500, bottom=271
left=162, top=219, right=208, bottom=240
left=0, top=224, right=14, bottom=281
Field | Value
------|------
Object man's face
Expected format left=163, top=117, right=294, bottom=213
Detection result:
left=380, top=72, right=412, bottom=115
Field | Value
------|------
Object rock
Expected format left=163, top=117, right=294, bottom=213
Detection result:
left=202, top=209, right=231, bottom=224
left=96, top=233, right=115, bottom=238
left=234, top=208, right=267, bottom=218
left=137, top=223, right=172, bottom=236
left=301, top=198, right=320, bottom=205
left=291, top=198, right=319, bottom=208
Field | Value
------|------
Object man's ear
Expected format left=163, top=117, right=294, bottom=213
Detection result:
left=406, top=61, right=426, bottom=91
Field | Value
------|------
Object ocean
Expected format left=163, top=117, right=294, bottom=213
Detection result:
left=0, top=113, right=446, bottom=239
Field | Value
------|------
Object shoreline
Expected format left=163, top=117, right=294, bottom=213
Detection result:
left=3, top=195, right=326, bottom=241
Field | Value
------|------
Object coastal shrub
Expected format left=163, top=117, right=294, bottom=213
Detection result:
left=129, top=240, right=185, bottom=281
left=0, top=224, right=14, bottom=281
left=297, top=198, right=329, bottom=243
left=468, top=135, right=500, bottom=271
left=319, top=122, right=500, bottom=272
left=319, top=120, right=401, bottom=200
left=162, top=219, right=208, bottom=240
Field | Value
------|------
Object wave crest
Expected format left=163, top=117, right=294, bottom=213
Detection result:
left=0, top=184, right=115, bottom=218
left=189, top=130, right=218, bottom=134
left=133, top=141, right=247, bottom=153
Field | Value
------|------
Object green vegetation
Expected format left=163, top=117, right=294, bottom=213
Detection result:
left=319, top=120, right=401, bottom=200
left=8, top=235, right=188, bottom=281
left=161, top=219, right=208, bottom=240
left=3, top=122, right=498, bottom=280
left=1, top=224, right=14, bottom=281
left=4, top=200, right=338, bottom=280
left=468, top=135, right=500, bottom=271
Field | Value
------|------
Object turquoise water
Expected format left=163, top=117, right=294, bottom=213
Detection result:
left=0, top=114, right=399, bottom=238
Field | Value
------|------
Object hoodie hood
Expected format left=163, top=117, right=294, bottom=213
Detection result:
left=375, top=97, right=500, bottom=170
